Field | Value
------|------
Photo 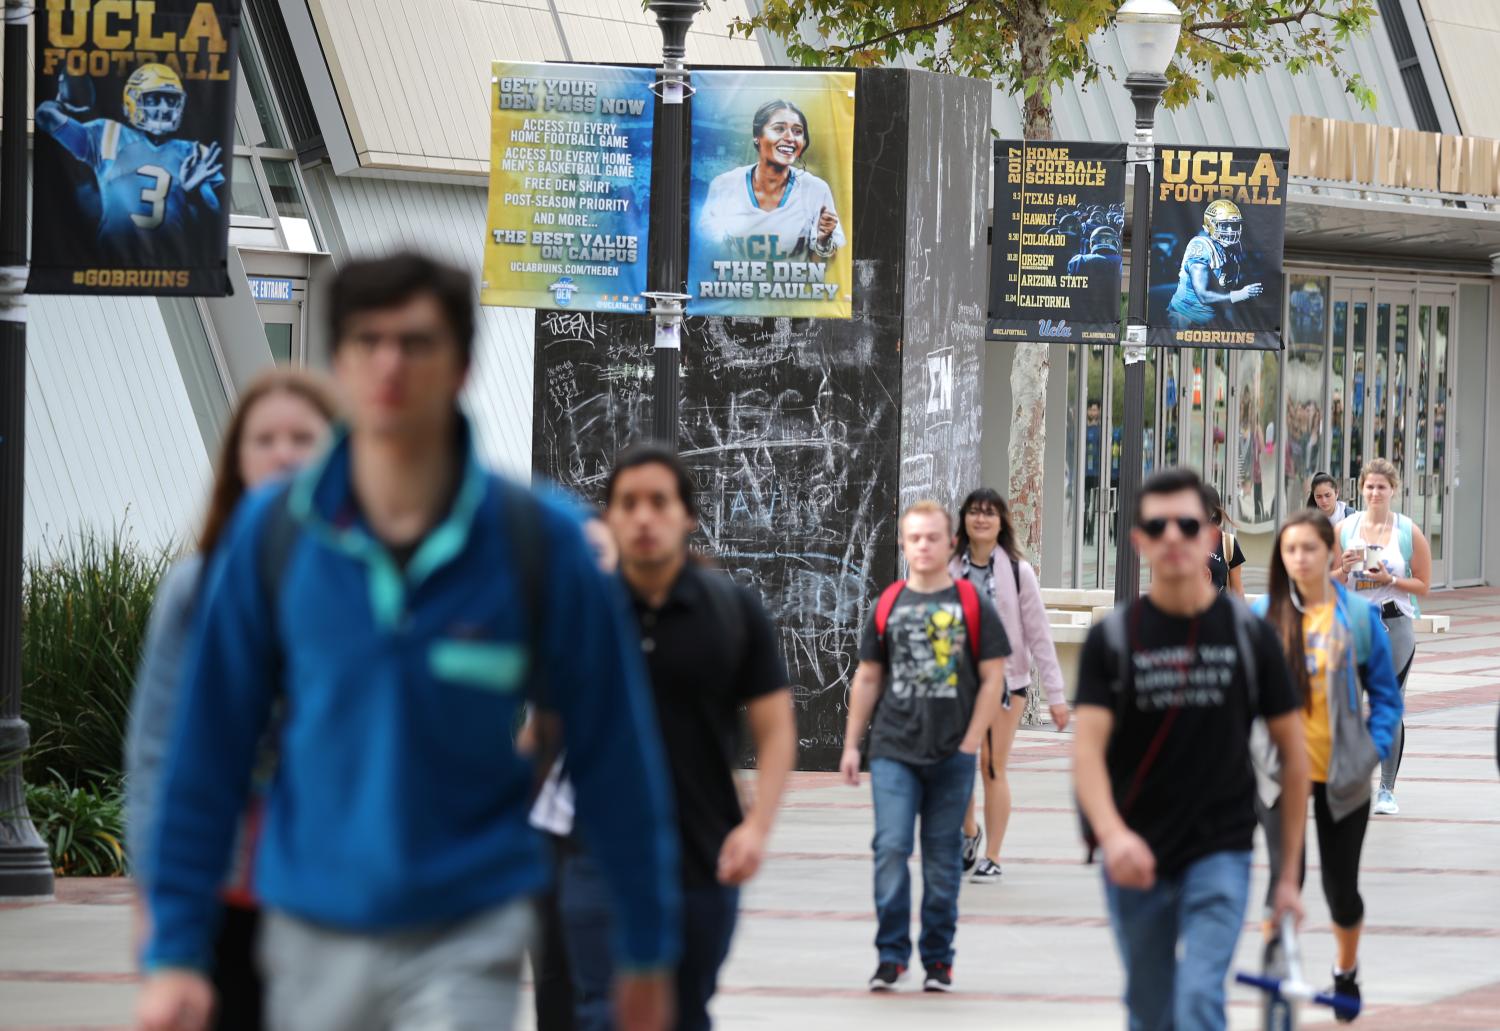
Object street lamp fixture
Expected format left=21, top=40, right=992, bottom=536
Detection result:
left=645, top=0, right=702, bottom=450
left=1113, top=0, right=1181, bottom=604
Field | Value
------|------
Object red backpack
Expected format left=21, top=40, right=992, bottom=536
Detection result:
left=873, top=578, right=983, bottom=664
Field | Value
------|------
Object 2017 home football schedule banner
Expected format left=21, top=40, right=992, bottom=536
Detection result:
left=687, top=70, right=855, bottom=319
left=986, top=140, right=1126, bottom=345
left=1147, top=146, right=1289, bottom=351
left=482, top=62, right=654, bottom=313
left=30, top=0, right=241, bottom=296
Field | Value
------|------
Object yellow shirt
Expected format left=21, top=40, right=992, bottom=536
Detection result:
left=1301, top=602, right=1336, bottom=783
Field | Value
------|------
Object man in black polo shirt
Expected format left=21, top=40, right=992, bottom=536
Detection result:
left=558, top=445, right=797, bottom=1031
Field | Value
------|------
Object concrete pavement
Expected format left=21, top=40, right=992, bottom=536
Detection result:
left=4, top=589, right=1498, bottom=1030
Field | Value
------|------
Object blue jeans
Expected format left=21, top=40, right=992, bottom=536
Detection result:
left=558, top=850, right=739, bottom=1031
left=870, top=751, right=976, bottom=968
left=1103, top=850, right=1252, bottom=1031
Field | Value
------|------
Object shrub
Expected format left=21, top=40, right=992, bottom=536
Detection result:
left=24, top=774, right=129, bottom=877
left=21, top=531, right=169, bottom=789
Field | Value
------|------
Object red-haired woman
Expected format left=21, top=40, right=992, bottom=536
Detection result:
left=127, top=368, right=338, bottom=1030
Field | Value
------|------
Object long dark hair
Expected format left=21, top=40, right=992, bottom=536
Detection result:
left=1306, top=472, right=1338, bottom=508
left=1203, top=483, right=1237, bottom=531
left=199, top=369, right=340, bottom=556
left=954, top=487, right=1021, bottom=564
left=1266, top=509, right=1337, bottom=711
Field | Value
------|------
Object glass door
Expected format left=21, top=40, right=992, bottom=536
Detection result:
left=1331, top=285, right=1373, bottom=501
left=1376, top=290, right=1415, bottom=512
left=1414, top=292, right=1455, bottom=587
left=1284, top=276, right=1331, bottom=513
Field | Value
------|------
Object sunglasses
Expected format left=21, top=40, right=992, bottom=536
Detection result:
left=1138, top=516, right=1203, bottom=539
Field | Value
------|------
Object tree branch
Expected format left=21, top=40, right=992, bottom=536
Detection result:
left=1187, top=1, right=1318, bottom=34
left=825, top=0, right=985, bottom=57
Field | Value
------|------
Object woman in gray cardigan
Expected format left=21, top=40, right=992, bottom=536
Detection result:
left=126, top=368, right=336, bottom=1030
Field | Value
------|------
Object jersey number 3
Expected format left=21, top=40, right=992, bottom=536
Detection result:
left=132, top=165, right=172, bottom=229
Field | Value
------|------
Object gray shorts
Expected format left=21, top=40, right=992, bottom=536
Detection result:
left=257, top=899, right=535, bottom=1031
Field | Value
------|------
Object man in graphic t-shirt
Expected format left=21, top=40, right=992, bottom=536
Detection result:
left=839, top=500, right=1009, bottom=994
left=1073, top=467, right=1310, bottom=1031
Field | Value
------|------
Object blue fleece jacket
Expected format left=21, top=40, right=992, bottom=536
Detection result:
left=145, top=423, right=679, bottom=973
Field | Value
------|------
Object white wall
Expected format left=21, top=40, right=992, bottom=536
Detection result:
left=305, top=168, right=536, bottom=478
left=25, top=295, right=210, bottom=557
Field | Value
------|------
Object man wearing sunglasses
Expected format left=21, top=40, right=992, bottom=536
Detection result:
left=1072, top=468, right=1310, bottom=1031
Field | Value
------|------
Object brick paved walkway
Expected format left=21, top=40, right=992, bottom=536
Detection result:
left=3, top=590, right=1497, bottom=1029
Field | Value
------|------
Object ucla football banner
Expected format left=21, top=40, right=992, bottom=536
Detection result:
left=481, top=62, right=654, bottom=312
left=986, top=140, right=1126, bottom=344
left=30, top=0, right=240, bottom=296
left=687, top=70, right=855, bottom=318
left=1147, top=146, right=1289, bottom=351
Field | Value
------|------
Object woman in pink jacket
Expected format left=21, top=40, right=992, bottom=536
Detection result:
left=951, top=488, right=1070, bottom=883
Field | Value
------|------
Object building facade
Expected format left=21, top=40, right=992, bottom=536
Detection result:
left=18, top=1, right=1499, bottom=598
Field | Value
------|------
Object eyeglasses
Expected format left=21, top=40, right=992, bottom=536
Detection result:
left=1138, top=516, right=1203, bottom=539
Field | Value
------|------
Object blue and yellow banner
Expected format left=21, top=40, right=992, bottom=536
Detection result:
left=687, top=70, right=855, bottom=318
left=482, top=62, right=654, bottom=312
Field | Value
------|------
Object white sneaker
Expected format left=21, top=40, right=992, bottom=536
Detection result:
left=970, top=858, right=1002, bottom=883
left=1373, top=788, right=1400, bottom=815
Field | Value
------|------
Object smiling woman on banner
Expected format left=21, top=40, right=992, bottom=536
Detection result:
left=696, top=98, right=844, bottom=263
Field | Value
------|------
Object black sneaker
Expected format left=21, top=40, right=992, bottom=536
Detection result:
left=923, top=962, right=954, bottom=992
left=1331, top=967, right=1361, bottom=1023
left=961, top=827, right=983, bottom=874
left=869, top=961, right=906, bottom=991
left=970, top=858, right=1002, bottom=883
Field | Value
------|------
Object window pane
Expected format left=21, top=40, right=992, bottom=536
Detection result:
left=264, top=322, right=293, bottom=364
left=1285, top=277, right=1328, bottom=512
left=1374, top=303, right=1390, bottom=458
left=1391, top=304, right=1410, bottom=490
left=239, top=33, right=286, bottom=149
left=1350, top=301, right=1367, bottom=489
left=231, top=156, right=269, bottom=218
left=158, top=297, right=229, bottom=452
left=1331, top=301, right=1347, bottom=482
left=262, top=159, right=308, bottom=220
left=1065, top=344, right=1079, bottom=586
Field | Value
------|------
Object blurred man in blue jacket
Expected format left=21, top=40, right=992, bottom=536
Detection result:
left=135, top=253, right=679, bottom=1031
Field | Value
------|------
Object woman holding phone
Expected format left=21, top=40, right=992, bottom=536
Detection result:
left=1334, top=458, right=1430, bottom=816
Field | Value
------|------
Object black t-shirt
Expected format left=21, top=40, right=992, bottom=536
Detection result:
left=628, top=563, right=788, bottom=888
left=858, top=583, right=1011, bottom=766
left=1207, top=531, right=1246, bottom=593
left=1074, top=595, right=1296, bottom=876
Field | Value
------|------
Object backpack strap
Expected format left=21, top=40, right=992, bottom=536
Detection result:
left=1010, top=556, right=1022, bottom=594
left=697, top=568, right=749, bottom=675
left=954, top=577, right=983, bottom=663
left=1226, top=594, right=1260, bottom=713
left=257, top=483, right=300, bottom=681
left=874, top=580, right=906, bottom=663
left=497, top=482, right=547, bottom=704
left=1100, top=604, right=1132, bottom=724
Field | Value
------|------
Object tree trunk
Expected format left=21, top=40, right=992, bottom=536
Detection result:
left=1009, top=0, right=1056, bottom=727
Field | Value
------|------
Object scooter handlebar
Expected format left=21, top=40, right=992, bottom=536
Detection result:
left=1234, top=973, right=1362, bottom=1019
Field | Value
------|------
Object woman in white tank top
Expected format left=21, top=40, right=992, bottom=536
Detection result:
left=1334, top=458, right=1431, bottom=816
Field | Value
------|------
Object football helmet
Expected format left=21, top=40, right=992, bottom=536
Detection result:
left=1089, top=226, right=1121, bottom=256
left=1203, top=199, right=1243, bottom=246
left=123, top=63, right=185, bottom=135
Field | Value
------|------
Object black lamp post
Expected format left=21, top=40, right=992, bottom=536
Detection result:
left=645, top=1, right=701, bottom=450
left=0, top=0, right=55, bottom=898
left=1112, top=0, right=1181, bottom=604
